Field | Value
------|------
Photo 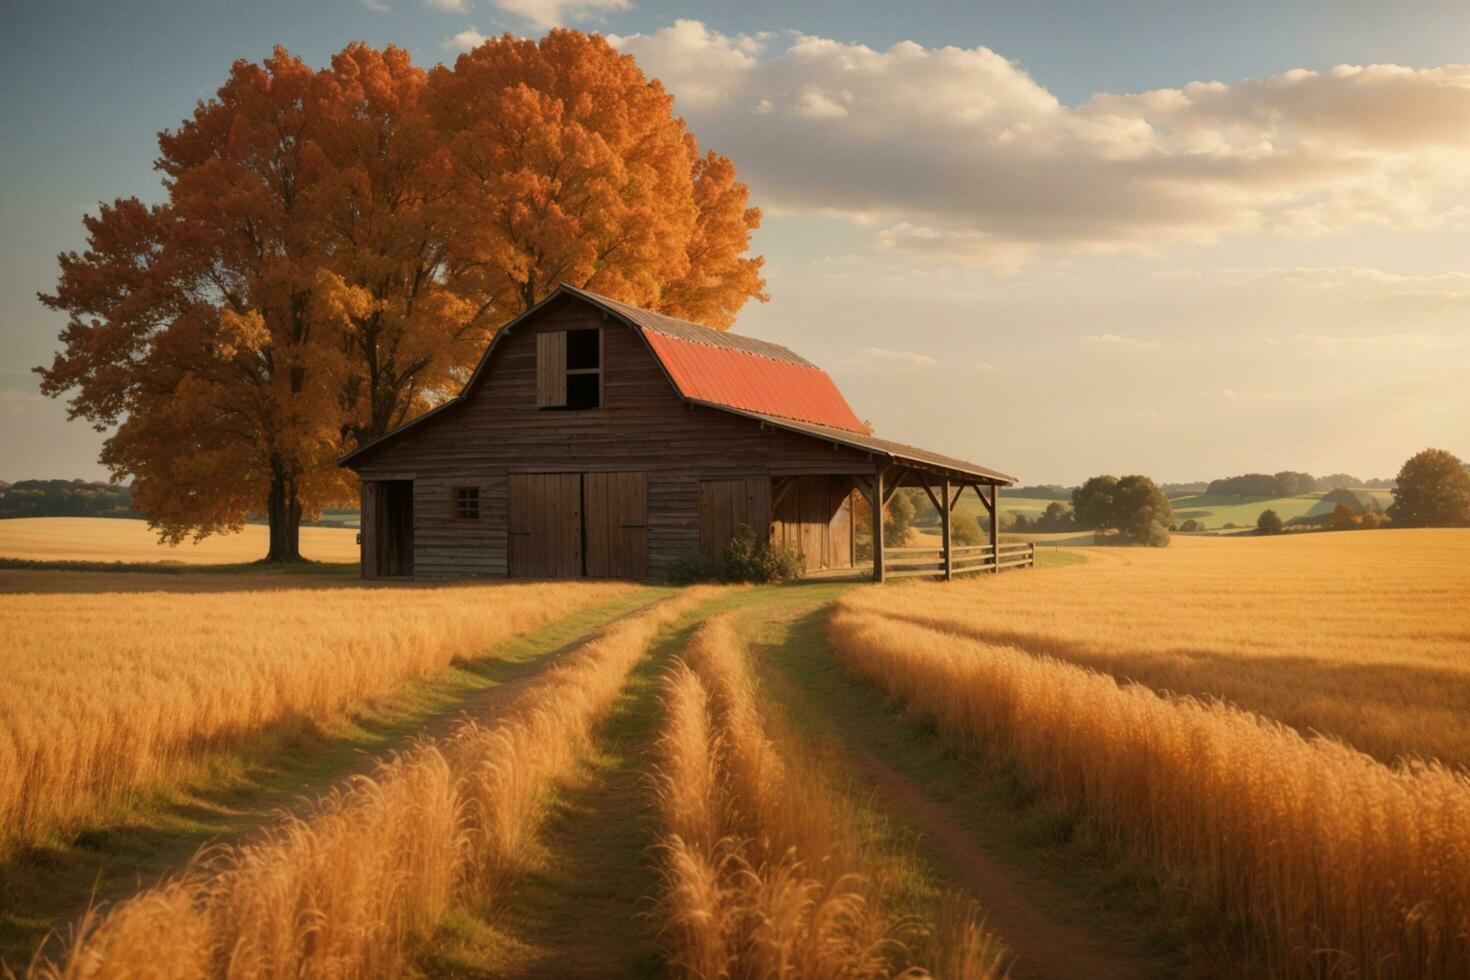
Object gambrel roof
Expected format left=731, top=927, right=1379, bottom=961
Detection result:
left=340, top=284, right=1015, bottom=484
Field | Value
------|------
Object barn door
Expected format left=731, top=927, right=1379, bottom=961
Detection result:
left=508, top=473, right=582, bottom=578
left=584, top=471, right=648, bottom=579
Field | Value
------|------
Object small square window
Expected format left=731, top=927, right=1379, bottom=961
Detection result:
left=454, top=486, right=480, bottom=520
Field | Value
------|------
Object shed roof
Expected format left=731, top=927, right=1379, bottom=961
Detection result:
left=693, top=403, right=1017, bottom=485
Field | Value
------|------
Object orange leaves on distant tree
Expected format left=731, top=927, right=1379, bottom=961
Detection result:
left=38, top=33, right=766, bottom=561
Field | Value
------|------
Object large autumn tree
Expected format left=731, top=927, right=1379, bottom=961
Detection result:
left=39, top=49, right=354, bottom=562
left=38, top=33, right=765, bottom=561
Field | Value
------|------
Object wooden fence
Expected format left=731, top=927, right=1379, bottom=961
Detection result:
left=882, top=541, right=1036, bottom=579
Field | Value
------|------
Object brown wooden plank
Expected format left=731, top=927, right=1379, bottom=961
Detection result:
left=536, top=331, right=567, bottom=408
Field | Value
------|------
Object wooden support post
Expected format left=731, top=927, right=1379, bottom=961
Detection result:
left=873, top=468, right=885, bottom=583
left=988, top=483, right=1000, bottom=574
left=941, top=476, right=953, bottom=581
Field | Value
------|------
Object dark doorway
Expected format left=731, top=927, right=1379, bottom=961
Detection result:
left=375, top=480, right=414, bottom=577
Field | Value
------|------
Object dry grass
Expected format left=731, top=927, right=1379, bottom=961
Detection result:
left=0, top=578, right=634, bottom=854
left=655, top=616, right=1004, bottom=979
left=26, top=587, right=719, bottom=979
left=849, top=530, right=1470, bottom=772
left=829, top=596, right=1470, bottom=978
left=0, top=517, right=359, bottom=564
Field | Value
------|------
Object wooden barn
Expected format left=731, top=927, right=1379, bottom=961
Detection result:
left=340, top=285, right=1029, bottom=582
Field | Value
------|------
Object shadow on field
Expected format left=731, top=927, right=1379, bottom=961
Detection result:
left=870, top=608, right=1470, bottom=773
left=0, top=591, right=664, bottom=972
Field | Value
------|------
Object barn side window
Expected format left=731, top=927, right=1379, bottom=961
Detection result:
left=537, top=328, right=601, bottom=410
left=453, top=486, right=480, bottom=520
left=565, top=328, right=601, bottom=409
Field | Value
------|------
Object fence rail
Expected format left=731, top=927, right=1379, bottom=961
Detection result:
left=883, top=541, right=1036, bottom=579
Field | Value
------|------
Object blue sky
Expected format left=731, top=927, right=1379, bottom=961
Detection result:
left=4, top=0, right=1470, bottom=484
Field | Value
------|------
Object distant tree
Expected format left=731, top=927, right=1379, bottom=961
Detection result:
left=1111, top=475, right=1173, bottom=546
left=1035, top=500, right=1075, bottom=532
left=883, top=489, right=916, bottom=548
left=1009, top=512, right=1031, bottom=531
left=1328, top=504, right=1359, bottom=531
left=1387, top=448, right=1470, bottom=527
left=1071, top=475, right=1119, bottom=530
left=904, top=487, right=938, bottom=526
left=0, top=479, right=136, bottom=519
left=1075, top=474, right=1171, bottom=546
left=1208, top=473, right=1287, bottom=496
left=1274, top=470, right=1316, bottom=495
left=1358, top=509, right=1385, bottom=530
left=1161, top=481, right=1209, bottom=496
left=951, top=513, right=983, bottom=546
left=1315, top=472, right=1361, bottom=491
left=1257, top=509, right=1284, bottom=534
left=1178, top=517, right=1204, bottom=532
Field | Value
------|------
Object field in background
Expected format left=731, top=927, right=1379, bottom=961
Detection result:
left=0, top=575, right=633, bottom=854
left=848, top=530, right=1470, bottom=772
left=830, top=529, right=1470, bottom=977
left=946, top=489, right=1395, bottom=531
left=0, top=516, right=359, bottom=564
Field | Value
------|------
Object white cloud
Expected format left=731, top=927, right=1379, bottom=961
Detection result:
left=609, top=20, right=758, bottom=108
left=359, top=0, right=391, bottom=10
left=1081, top=333, right=1144, bottom=346
left=492, top=0, right=630, bottom=30
left=845, top=346, right=939, bottom=370
left=443, top=27, right=487, bottom=51
left=425, top=0, right=469, bottom=10
left=610, top=23, right=1470, bottom=269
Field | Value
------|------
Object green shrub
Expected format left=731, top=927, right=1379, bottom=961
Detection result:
left=1256, top=509, right=1284, bottom=535
left=724, top=524, right=805, bottom=583
left=667, top=523, right=807, bottom=585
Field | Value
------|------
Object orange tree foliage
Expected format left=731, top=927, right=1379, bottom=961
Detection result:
left=429, top=30, right=765, bottom=325
left=38, top=33, right=765, bottom=560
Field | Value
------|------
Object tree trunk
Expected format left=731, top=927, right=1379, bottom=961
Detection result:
left=265, top=471, right=304, bottom=563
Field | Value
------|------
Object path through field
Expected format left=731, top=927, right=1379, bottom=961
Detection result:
left=0, top=586, right=670, bottom=970
left=853, top=752, right=1143, bottom=980
left=739, top=585, right=1164, bottom=980
left=10, top=571, right=1171, bottom=978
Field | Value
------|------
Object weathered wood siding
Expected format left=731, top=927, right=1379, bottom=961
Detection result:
left=698, top=477, right=773, bottom=558
left=351, top=294, right=875, bottom=579
left=771, top=476, right=855, bottom=571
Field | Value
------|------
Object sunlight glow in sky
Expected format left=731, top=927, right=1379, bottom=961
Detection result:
left=3, top=0, right=1468, bottom=484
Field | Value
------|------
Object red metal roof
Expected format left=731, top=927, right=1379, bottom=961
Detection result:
left=642, top=329, right=867, bottom=433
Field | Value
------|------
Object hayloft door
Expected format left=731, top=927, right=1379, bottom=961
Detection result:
left=508, top=473, right=583, bottom=578
left=584, top=471, right=648, bottom=579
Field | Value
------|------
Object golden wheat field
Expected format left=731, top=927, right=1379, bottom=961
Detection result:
left=831, top=529, right=1470, bottom=979
left=656, top=616, right=1003, bottom=979
left=0, top=517, right=359, bottom=564
left=27, top=589, right=718, bottom=980
left=0, top=576, right=633, bottom=854
left=851, top=529, right=1470, bottom=772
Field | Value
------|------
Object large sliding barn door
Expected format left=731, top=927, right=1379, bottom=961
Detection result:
left=583, top=471, right=648, bottom=579
left=508, top=473, right=583, bottom=578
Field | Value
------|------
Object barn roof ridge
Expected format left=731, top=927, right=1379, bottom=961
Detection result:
left=557, top=284, right=815, bottom=368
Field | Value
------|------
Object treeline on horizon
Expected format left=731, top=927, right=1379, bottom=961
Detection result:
left=0, top=479, right=136, bottom=520
left=1011, top=470, right=1395, bottom=499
